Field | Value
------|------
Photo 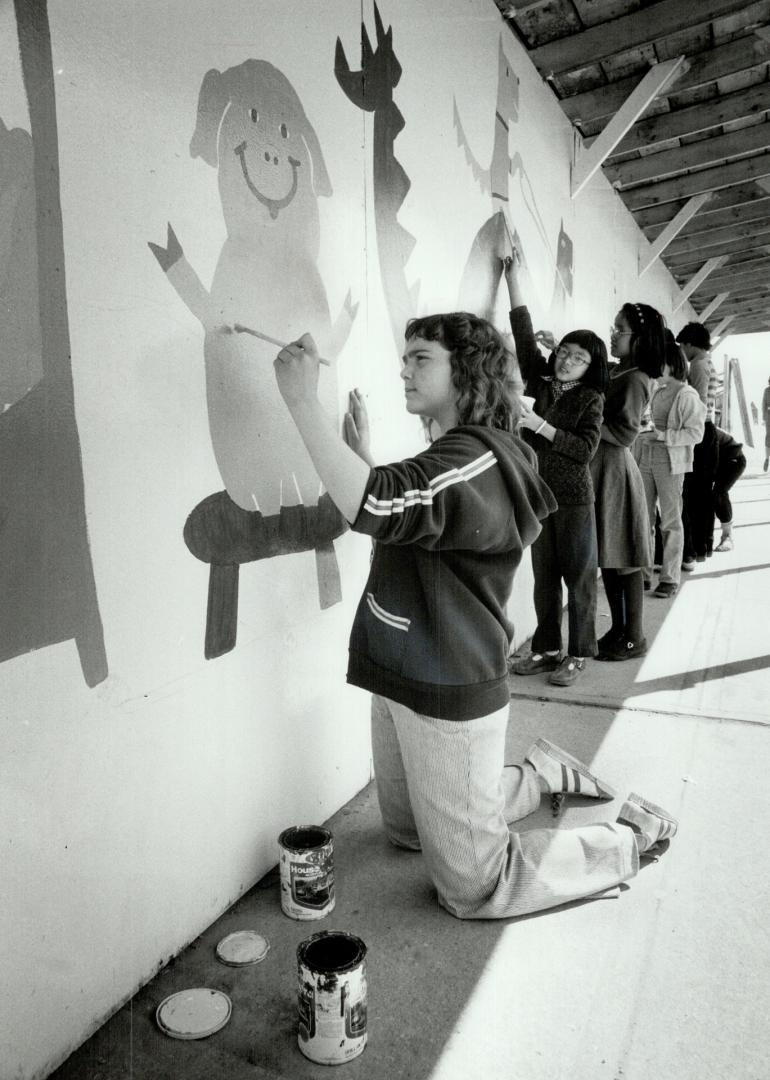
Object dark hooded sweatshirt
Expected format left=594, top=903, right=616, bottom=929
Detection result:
left=347, top=425, right=556, bottom=721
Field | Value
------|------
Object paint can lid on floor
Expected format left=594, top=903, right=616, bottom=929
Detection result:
left=216, top=930, right=270, bottom=966
left=155, top=988, right=232, bottom=1039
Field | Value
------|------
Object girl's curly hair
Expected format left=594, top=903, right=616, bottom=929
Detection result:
left=405, top=312, right=521, bottom=433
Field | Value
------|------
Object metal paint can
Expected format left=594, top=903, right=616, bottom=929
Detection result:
left=296, top=930, right=367, bottom=1065
left=278, top=825, right=335, bottom=920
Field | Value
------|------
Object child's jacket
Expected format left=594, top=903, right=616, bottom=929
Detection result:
left=347, top=425, right=556, bottom=721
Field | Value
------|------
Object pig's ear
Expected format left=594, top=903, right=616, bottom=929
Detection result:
left=189, top=69, right=229, bottom=167
left=298, top=116, right=332, bottom=199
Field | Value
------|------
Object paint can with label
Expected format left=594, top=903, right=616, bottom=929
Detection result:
left=297, top=930, right=367, bottom=1065
left=278, top=825, right=335, bottom=920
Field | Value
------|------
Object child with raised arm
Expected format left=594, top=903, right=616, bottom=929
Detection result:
left=504, top=251, right=608, bottom=686
left=273, top=314, right=677, bottom=919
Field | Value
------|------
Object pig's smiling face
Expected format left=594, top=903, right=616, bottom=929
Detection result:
left=223, top=94, right=304, bottom=220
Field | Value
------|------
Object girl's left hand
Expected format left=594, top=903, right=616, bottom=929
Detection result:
left=343, top=388, right=374, bottom=464
left=274, top=332, right=319, bottom=406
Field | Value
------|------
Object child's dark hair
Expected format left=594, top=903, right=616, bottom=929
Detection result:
left=675, top=321, right=711, bottom=351
left=620, top=302, right=666, bottom=378
left=663, top=330, right=688, bottom=381
left=558, top=330, right=609, bottom=392
left=405, top=312, right=520, bottom=432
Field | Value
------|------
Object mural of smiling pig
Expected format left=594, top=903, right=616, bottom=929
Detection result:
left=150, top=59, right=357, bottom=658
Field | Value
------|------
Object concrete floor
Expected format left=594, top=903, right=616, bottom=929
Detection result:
left=52, top=465, right=770, bottom=1080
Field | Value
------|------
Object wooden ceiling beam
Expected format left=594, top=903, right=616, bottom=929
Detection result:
left=557, top=35, right=768, bottom=127
left=689, top=263, right=770, bottom=293
left=664, top=230, right=770, bottom=269
left=634, top=179, right=770, bottom=230
left=606, top=83, right=770, bottom=158
left=665, top=213, right=770, bottom=257
left=639, top=193, right=712, bottom=275
left=666, top=235, right=770, bottom=270
left=645, top=194, right=770, bottom=240
left=572, top=58, right=688, bottom=197
left=530, top=0, right=751, bottom=76
left=622, top=151, right=770, bottom=212
left=607, top=122, right=770, bottom=189
left=561, top=35, right=770, bottom=125
left=697, top=293, right=730, bottom=322
left=673, top=256, right=728, bottom=312
left=691, top=281, right=770, bottom=306
left=705, top=286, right=770, bottom=307
left=726, top=323, right=770, bottom=336
left=709, top=298, right=770, bottom=317
left=709, top=315, right=737, bottom=340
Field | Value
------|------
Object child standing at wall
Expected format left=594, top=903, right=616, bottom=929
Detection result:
left=594, top=304, right=665, bottom=660
left=503, top=252, right=608, bottom=686
left=636, top=333, right=705, bottom=598
left=272, top=313, right=677, bottom=919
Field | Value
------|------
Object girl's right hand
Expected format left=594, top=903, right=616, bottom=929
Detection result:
left=503, top=247, right=522, bottom=283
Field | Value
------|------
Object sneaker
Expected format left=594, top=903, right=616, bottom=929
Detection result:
left=525, top=738, right=616, bottom=799
left=715, top=537, right=733, bottom=552
left=509, top=651, right=561, bottom=676
left=681, top=559, right=696, bottom=572
left=617, top=792, right=678, bottom=854
left=652, top=581, right=678, bottom=598
left=695, top=554, right=706, bottom=563
left=548, top=655, right=585, bottom=686
left=596, top=636, right=648, bottom=662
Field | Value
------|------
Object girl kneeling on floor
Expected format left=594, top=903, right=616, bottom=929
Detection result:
left=503, top=250, right=608, bottom=687
left=272, top=312, right=677, bottom=920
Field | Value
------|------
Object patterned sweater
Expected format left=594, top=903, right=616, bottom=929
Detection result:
left=509, top=306, right=603, bottom=505
left=348, top=426, right=556, bottom=721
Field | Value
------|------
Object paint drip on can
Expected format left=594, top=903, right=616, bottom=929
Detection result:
left=278, top=825, right=335, bottom=920
left=297, top=930, right=367, bottom=1065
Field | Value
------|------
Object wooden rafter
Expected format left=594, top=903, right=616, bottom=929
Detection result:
left=607, top=122, right=770, bottom=190
left=673, top=256, right=728, bottom=312
left=698, top=293, right=730, bottom=322
left=710, top=315, right=736, bottom=340
left=664, top=227, right=770, bottom=267
left=691, top=263, right=770, bottom=293
left=529, top=0, right=751, bottom=76
left=639, top=193, right=712, bottom=276
left=571, top=58, right=688, bottom=198
left=645, top=194, right=770, bottom=241
left=665, top=214, right=770, bottom=257
left=622, top=152, right=770, bottom=212
left=606, top=83, right=770, bottom=158
left=561, top=35, right=770, bottom=126
left=635, top=180, right=770, bottom=230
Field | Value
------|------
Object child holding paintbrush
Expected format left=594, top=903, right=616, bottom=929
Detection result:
left=272, top=313, right=677, bottom=920
left=503, top=248, right=608, bottom=686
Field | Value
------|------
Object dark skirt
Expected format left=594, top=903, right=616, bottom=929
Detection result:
left=591, top=441, right=651, bottom=569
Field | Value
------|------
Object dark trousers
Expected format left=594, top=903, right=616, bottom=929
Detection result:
left=713, top=453, right=746, bottom=525
left=531, top=502, right=598, bottom=658
left=683, top=420, right=718, bottom=559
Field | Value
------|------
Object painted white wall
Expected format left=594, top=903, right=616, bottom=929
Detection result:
left=1, top=2, right=696, bottom=1076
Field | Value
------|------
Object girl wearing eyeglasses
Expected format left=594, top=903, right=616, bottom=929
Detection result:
left=592, top=304, right=665, bottom=660
left=504, top=251, right=608, bottom=686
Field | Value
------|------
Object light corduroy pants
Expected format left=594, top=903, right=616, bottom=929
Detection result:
left=638, top=441, right=686, bottom=586
left=371, top=694, right=639, bottom=918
